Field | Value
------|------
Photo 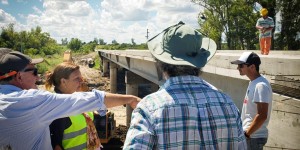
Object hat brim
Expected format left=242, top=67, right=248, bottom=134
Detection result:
left=31, top=58, right=44, bottom=64
left=230, top=60, right=245, bottom=64
left=148, top=34, right=217, bottom=68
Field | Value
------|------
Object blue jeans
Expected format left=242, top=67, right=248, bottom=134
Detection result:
left=247, top=138, right=268, bottom=150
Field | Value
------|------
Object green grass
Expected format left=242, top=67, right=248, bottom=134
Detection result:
left=36, top=53, right=64, bottom=74
left=93, top=55, right=101, bottom=70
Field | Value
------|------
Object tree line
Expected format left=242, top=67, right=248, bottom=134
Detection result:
left=192, top=0, right=300, bottom=50
left=0, top=23, right=148, bottom=57
left=1, top=0, right=299, bottom=53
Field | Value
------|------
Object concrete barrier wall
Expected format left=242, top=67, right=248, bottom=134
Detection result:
left=201, top=72, right=248, bottom=110
left=265, top=94, right=300, bottom=150
left=98, top=50, right=300, bottom=149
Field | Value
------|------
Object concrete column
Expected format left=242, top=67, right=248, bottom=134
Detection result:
left=110, top=62, right=117, bottom=93
left=126, top=84, right=138, bottom=126
left=102, top=59, right=109, bottom=77
left=125, top=71, right=153, bottom=126
left=151, top=84, right=159, bottom=93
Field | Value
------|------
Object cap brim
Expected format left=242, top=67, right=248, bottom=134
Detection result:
left=231, top=60, right=244, bottom=64
left=31, top=58, right=44, bottom=64
left=148, top=34, right=217, bottom=67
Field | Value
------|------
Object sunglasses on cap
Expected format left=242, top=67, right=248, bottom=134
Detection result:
left=20, top=68, right=38, bottom=76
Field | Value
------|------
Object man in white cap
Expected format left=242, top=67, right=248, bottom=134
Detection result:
left=0, top=50, right=140, bottom=149
left=123, top=21, right=247, bottom=149
left=231, top=52, right=273, bottom=150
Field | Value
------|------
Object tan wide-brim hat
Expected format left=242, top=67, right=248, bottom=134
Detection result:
left=147, top=21, right=217, bottom=68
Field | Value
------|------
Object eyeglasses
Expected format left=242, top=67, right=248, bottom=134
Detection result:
left=21, top=68, right=38, bottom=76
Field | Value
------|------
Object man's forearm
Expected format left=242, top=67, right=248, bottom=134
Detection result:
left=256, top=26, right=263, bottom=30
left=245, top=114, right=267, bottom=136
left=104, top=92, right=139, bottom=108
left=265, top=27, right=273, bottom=31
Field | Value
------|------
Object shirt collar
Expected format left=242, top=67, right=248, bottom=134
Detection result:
left=159, top=75, right=215, bottom=90
left=0, top=84, right=23, bottom=94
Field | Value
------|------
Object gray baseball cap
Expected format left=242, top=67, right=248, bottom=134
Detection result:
left=0, top=51, right=43, bottom=80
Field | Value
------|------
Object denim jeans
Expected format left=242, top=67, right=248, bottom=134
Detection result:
left=247, top=138, right=268, bottom=150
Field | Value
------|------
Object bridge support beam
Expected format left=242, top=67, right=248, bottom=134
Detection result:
left=102, top=59, right=109, bottom=77
left=125, top=71, right=154, bottom=126
left=125, top=84, right=138, bottom=127
left=110, top=62, right=117, bottom=93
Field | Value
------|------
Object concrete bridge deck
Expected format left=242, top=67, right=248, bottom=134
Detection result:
left=97, top=49, right=300, bottom=150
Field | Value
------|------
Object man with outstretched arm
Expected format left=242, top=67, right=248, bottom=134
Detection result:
left=0, top=50, right=140, bottom=150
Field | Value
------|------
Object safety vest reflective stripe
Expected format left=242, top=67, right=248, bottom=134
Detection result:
left=65, top=142, right=86, bottom=150
left=63, top=133, right=87, bottom=150
left=63, top=127, right=87, bottom=140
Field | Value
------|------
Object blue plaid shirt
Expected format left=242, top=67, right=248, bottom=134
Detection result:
left=123, top=76, right=247, bottom=150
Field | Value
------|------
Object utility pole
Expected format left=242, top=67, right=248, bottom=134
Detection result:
left=146, top=29, right=149, bottom=39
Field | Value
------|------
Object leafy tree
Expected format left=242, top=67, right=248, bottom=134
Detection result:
left=24, top=48, right=38, bottom=55
left=0, top=23, right=17, bottom=49
left=192, top=0, right=257, bottom=50
left=131, top=38, right=136, bottom=46
left=80, top=42, right=96, bottom=54
left=192, top=0, right=299, bottom=50
left=0, top=24, right=61, bottom=55
left=68, top=38, right=82, bottom=51
left=274, top=0, right=300, bottom=50
left=99, top=38, right=106, bottom=45
left=93, top=38, right=98, bottom=44
left=61, top=38, right=68, bottom=45
left=112, top=39, right=118, bottom=45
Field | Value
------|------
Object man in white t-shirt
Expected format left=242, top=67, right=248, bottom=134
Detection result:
left=231, top=52, right=273, bottom=150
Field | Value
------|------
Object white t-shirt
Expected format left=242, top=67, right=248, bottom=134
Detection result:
left=241, top=76, right=272, bottom=138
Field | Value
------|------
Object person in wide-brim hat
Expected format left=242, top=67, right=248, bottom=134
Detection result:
left=123, top=22, right=247, bottom=149
left=147, top=21, right=217, bottom=68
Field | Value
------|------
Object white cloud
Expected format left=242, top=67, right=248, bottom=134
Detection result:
left=0, top=9, right=17, bottom=25
left=32, top=6, right=43, bottom=14
left=1, top=0, right=8, bottom=5
left=97, top=0, right=200, bottom=43
left=0, top=0, right=201, bottom=44
left=0, top=9, right=28, bottom=32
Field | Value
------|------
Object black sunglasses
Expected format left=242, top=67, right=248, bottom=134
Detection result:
left=21, top=68, right=38, bottom=76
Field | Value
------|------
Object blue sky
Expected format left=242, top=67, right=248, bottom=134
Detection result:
left=0, top=0, right=201, bottom=44
left=1, top=1, right=43, bottom=24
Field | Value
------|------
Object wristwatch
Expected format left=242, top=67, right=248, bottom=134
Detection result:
left=244, top=131, right=250, bottom=138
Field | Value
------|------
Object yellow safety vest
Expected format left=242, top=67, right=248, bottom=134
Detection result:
left=62, top=112, right=94, bottom=150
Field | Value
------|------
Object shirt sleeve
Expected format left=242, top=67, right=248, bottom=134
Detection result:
left=123, top=107, right=156, bottom=150
left=253, top=83, right=272, bottom=103
left=256, top=18, right=260, bottom=27
left=50, top=117, right=72, bottom=149
left=27, top=89, right=106, bottom=125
